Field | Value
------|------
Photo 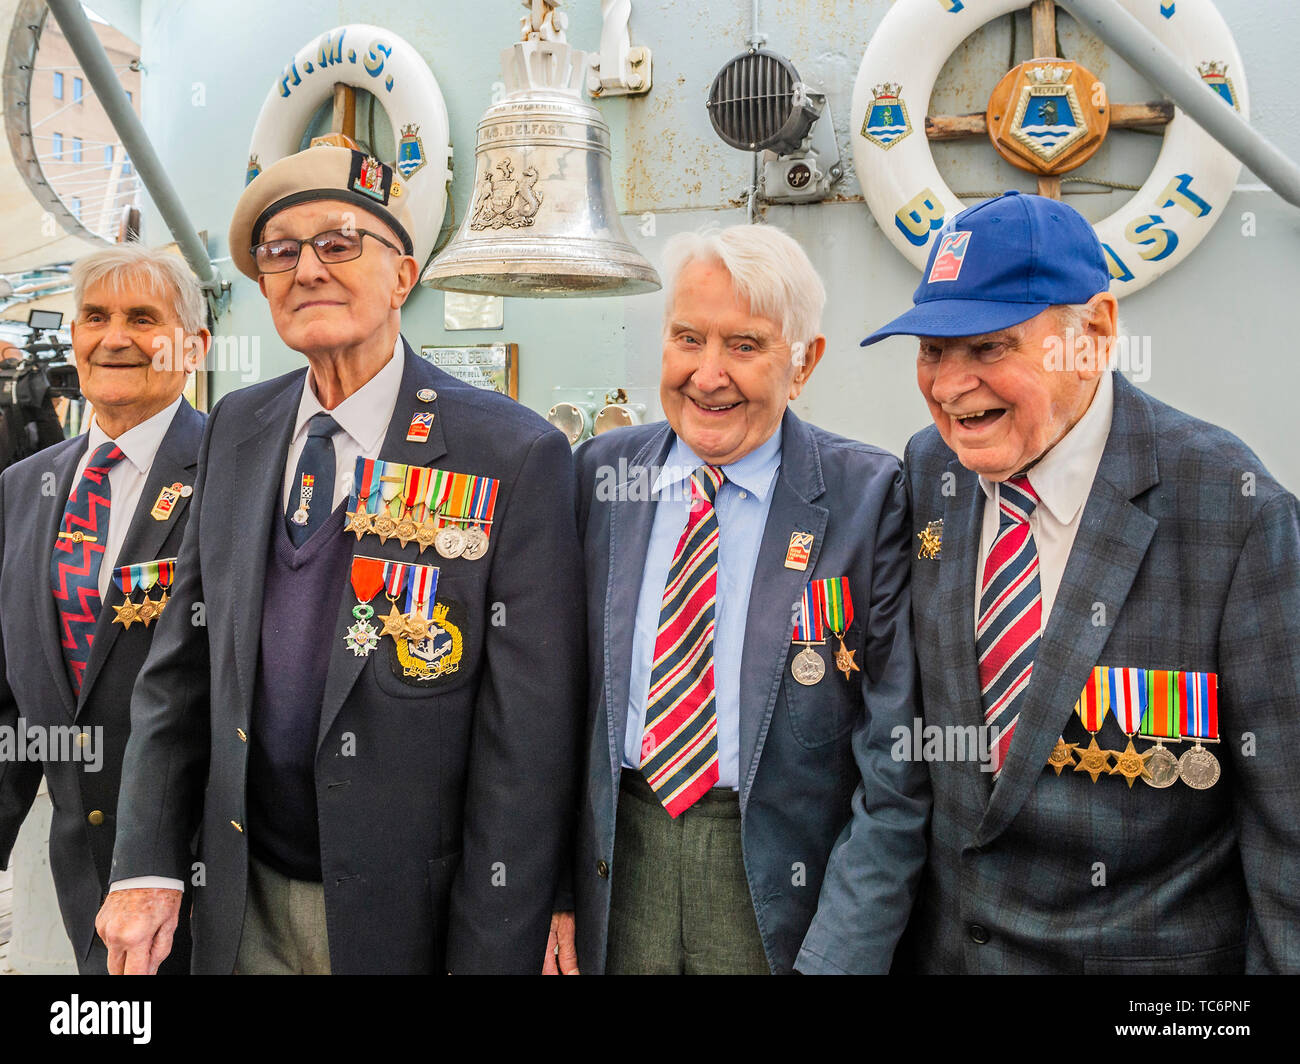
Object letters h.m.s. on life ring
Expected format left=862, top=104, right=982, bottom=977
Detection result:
left=244, top=24, right=452, bottom=269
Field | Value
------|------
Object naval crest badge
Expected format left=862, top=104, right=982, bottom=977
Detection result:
left=351, top=153, right=390, bottom=203
left=397, top=123, right=427, bottom=178
left=394, top=602, right=464, bottom=682
left=986, top=60, right=1109, bottom=176
left=860, top=83, right=912, bottom=150
left=1198, top=61, right=1239, bottom=111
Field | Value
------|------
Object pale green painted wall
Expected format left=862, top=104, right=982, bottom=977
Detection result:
left=126, top=0, right=1298, bottom=489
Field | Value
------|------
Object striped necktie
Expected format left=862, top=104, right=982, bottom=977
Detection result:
left=977, top=474, right=1041, bottom=778
left=51, top=441, right=126, bottom=693
left=640, top=464, right=725, bottom=817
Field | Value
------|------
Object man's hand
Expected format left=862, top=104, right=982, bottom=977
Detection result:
left=95, top=888, right=182, bottom=975
left=542, top=910, right=579, bottom=975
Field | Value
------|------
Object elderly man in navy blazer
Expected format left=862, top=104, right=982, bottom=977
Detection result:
left=863, top=191, right=1300, bottom=973
left=0, top=244, right=208, bottom=974
left=548, top=225, right=930, bottom=975
left=95, top=145, right=583, bottom=974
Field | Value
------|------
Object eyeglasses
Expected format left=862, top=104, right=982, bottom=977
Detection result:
left=251, top=228, right=402, bottom=274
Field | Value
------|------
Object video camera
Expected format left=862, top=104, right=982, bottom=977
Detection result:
left=0, top=309, right=78, bottom=470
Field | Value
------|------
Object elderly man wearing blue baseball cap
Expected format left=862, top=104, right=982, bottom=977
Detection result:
left=870, top=191, right=1300, bottom=975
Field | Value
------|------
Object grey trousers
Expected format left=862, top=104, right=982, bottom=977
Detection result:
left=234, top=854, right=331, bottom=975
left=606, top=769, right=770, bottom=975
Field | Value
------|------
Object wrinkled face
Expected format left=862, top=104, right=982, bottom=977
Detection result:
left=916, top=305, right=1106, bottom=481
left=660, top=259, right=822, bottom=466
left=256, top=199, right=412, bottom=357
left=71, top=276, right=207, bottom=430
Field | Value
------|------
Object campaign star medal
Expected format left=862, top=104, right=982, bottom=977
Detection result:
left=112, top=599, right=141, bottom=629
left=395, top=465, right=432, bottom=549
left=291, top=473, right=315, bottom=527
left=373, top=465, right=407, bottom=544
left=1103, top=666, right=1153, bottom=788
left=1071, top=667, right=1112, bottom=782
left=784, top=531, right=813, bottom=571
left=820, top=577, right=858, bottom=681
left=401, top=564, right=440, bottom=644
left=378, top=561, right=412, bottom=642
left=790, top=582, right=826, bottom=686
left=917, top=519, right=943, bottom=560
left=1176, top=670, right=1221, bottom=790
left=1139, top=668, right=1182, bottom=789
left=344, top=456, right=378, bottom=541
left=151, top=482, right=183, bottom=521
left=344, top=556, right=386, bottom=657
left=1046, top=737, right=1078, bottom=775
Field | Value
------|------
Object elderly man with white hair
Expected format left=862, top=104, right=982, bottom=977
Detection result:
left=552, top=223, right=930, bottom=974
left=0, top=243, right=209, bottom=974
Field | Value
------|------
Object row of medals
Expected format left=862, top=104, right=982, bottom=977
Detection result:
left=343, top=504, right=489, bottom=559
left=791, top=638, right=859, bottom=684
left=1048, top=734, right=1220, bottom=790
left=112, top=591, right=169, bottom=629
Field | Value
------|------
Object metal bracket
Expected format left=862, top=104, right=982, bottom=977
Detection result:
left=760, top=93, right=844, bottom=205
left=586, top=0, right=652, bottom=97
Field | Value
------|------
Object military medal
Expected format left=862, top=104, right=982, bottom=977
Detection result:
left=460, top=473, right=499, bottom=560
left=1177, top=670, right=1221, bottom=790
left=1071, top=667, right=1113, bottom=782
left=402, top=564, right=440, bottom=643
left=819, top=577, right=859, bottom=681
left=378, top=562, right=412, bottom=641
left=1105, top=666, right=1154, bottom=788
left=374, top=463, right=407, bottom=544
left=1139, top=667, right=1182, bottom=789
left=435, top=524, right=466, bottom=559
left=111, top=558, right=176, bottom=629
left=344, top=457, right=378, bottom=540
left=395, top=466, right=431, bottom=548
left=1046, top=737, right=1078, bottom=775
left=151, top=483, right=183, bottom=521
left=917, top=519, right=943, bottom=560
left=292, top=473, right=315, bottom=526
left=790, top=582, right=826, bottom=686
left=344, top=556, right=386, bottom=657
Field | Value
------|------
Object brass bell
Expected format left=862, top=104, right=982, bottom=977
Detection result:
left=422, top=24, right=660, bottom=298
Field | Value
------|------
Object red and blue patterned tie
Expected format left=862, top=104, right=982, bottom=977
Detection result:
left=640, top=465, right=725, bottom=817
left=51, top=441, right=125, bottom=693
left=977, top=474, right=1042, bottom=778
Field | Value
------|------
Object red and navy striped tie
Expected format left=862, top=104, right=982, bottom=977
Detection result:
left=640, top=465, right=725, bottom=817
left=977, top=474, right=1042, bottom=778
left=50, top=441, right=125, bottom=693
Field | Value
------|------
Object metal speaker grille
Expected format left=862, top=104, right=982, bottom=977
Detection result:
left=706, top=50, right=799, bottom=152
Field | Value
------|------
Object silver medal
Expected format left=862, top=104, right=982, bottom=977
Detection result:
left=435, top=525, right=466, bottom=559
left=462, top=525, right=489, bottom=560
left=791, top=646, right=825, bottom=686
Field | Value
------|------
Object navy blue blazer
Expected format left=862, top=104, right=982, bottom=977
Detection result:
left=901, top=372, right=1300, bottom=974
left=572, top=409, right=931, bottom=973
left=109, top=343, right=584, bottom=973
left=0, top=399, right=203, bottom=974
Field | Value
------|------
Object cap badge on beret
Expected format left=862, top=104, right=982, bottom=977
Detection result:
left=245, top=154, right=261, bottom=186
left=350, top=153, right=391, bottom=205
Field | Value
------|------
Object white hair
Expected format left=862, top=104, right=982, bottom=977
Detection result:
left=70, top=243, right=206, bottom=334
left=661, top=225, right=826, bottom=360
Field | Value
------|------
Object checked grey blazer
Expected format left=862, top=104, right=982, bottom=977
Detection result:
left=899, top=371, right=1300, bottom=974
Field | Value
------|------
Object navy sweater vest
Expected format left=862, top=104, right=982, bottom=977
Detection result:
left=247, top=504, right=352, bottom=881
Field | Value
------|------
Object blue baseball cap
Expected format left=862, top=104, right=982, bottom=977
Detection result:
left=860, top=190, right=1110, bottom=346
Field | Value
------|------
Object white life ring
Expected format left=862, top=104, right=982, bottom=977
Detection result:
left=245, top=24, right=452, bottom=269
left=851, top=0, right=1248, bottom=295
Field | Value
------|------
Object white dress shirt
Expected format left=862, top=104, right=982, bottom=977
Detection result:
left=975, top=370, right=1115, bottom=630
left=280, top=336, right=405, bottom=514
left=112, top=339, right=406, bottom=895
left=72, top=395, right=185, bottom=600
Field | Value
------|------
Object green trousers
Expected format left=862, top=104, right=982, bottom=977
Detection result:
left=234, top=854, right=331, bottom=975
left=606, top=769, right=770, bottom=975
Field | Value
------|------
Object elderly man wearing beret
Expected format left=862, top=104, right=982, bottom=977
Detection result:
left=864, top=191, right=1300, bottom=974
left=95, top=145, right=584, bottom=974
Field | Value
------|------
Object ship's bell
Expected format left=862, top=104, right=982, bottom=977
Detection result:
left=421, top=38, right=660, bottom=297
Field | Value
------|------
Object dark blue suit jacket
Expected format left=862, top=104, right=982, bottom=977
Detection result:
left=0, top=400, right=203, bottom=973
left=109, top=343, right=584, bottom=973
left=901, top=372, right=1300, bottom=973
left=572, top=409, right=930, bottom=973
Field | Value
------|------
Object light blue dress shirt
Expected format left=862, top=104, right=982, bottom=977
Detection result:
left=623, top=430, right=783, bottom=789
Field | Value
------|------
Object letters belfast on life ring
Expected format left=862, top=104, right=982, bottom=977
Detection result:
left=851, top=0, right=1248, bottom=296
